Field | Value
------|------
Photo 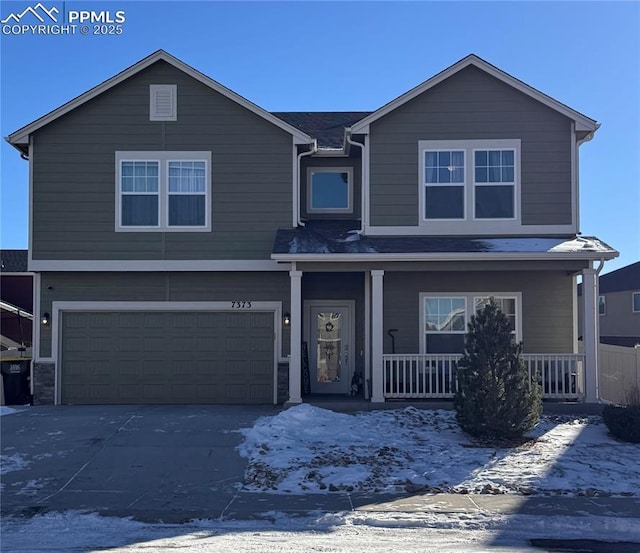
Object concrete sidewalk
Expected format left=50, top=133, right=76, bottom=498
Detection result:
left=1, top=405, right=639, bottom=525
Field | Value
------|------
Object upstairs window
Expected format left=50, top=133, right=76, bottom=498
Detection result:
left=633, top=292, right=640, bottom=313
left=116, top=152, right=211, bottom=232
left=307, top=168, right=353, bottom=213
left=420, top=139, right=520, bottom=223
left=121, top=161, right=159, bottom=226
left=599, top=295, right=606, bottom=315
left=474, top=149, right=515, bottom=219
left=424, top=150, right=465, bottom=219
left=168, top=161, right=207, bottom=226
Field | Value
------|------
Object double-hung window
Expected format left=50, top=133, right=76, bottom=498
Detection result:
left=116, top=151, right=211, bottom=231
left=421, top=293, right=521, bottom=354
left=424, top=150, right=465, bottom=219
left=420, top=139, right=520, bottom=224
left=474, top=149, right=515, bottom=219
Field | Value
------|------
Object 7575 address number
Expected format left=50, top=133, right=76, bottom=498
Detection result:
left=231, top=301, right=252, bottom=309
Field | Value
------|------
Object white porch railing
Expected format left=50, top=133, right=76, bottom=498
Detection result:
left=383, top=353, right=585, bottom=400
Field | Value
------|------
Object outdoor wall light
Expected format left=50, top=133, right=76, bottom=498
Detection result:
left=283, top=312, right=291, bottom=327
left=41, top=312, right=50, bottom=326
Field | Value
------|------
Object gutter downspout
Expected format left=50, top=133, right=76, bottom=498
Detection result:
left=346, top=130, right=365, bottom=233
left=296, top=140, right=317, bottom=227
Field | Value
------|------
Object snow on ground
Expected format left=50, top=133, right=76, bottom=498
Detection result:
left=0, top=452, right=30, bottom=475
left=2, top=509, right=640, bottom=553
left=238, top=405, right=640, bottom=496
left=0, top=406, right=19, bottom=416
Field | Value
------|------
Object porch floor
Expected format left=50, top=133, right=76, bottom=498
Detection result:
left=289, top=396, right=604, bottom=415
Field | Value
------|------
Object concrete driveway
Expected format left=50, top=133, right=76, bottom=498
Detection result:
left=1, top=405, right=280, bottom=522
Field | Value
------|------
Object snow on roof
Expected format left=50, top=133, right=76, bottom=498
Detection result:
left=274, top=226, right=617, bottom=260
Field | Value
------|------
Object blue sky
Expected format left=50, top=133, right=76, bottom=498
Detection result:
left=1, top=1, right=638, bottom=273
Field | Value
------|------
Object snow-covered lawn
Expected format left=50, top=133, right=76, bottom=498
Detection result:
left=2, top=509, right=640, bottom=553
left=238, top=405, right=640, bottom=497
left=0, top=406, right=19, bottom=416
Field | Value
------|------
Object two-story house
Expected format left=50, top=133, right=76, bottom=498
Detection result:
left=7, top=51, right=617, bottom=406
left=578, top=261, right=640, bottom=347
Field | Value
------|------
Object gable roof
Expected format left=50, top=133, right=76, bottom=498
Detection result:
left=6, top=50, right=313, bottom=153
left=273, top=112, right=372, bottom=149
left=598, top=261, right=640, bottom=293
left=350, top=54, right=599, bottom=134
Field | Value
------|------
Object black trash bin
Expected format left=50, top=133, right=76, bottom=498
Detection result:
left=1, top=360, right=31, bottom=405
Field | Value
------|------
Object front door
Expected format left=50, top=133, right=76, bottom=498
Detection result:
left=306, top=301, right=354, bottom=395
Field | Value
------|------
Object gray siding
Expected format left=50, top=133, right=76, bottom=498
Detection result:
left=369, top=66, right=572, bottom=227
left=592, top=290, right=640, bottom=339
left=39, top=271, right=290, bottom=357
left=384, top=270, right=575, bottom=354
left=32, top=61, right=293, bottom=261
left=300, top=155, right=362, bottom=220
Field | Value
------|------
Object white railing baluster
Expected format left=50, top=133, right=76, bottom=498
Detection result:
left=381, top=353, right=585, bottom=400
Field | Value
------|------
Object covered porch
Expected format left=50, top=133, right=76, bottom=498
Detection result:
left=273, top=230, right=618, bottom=405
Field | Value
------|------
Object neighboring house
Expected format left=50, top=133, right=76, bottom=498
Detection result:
left=0, top=249, right=33, bottom=356
left=6, top=51, right=617, bottom=406
left=0, top=249, right=33, bottom=404
left=578, top=262, right=640, bottom=347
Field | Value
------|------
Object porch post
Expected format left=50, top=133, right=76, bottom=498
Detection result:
left=288, top=270, right=303, bottom=405
left=371, top=270, right=385, bottom=403
left=582, top=268, right=599, bottom=403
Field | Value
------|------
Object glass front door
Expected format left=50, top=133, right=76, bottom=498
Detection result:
left=307, top=303, right=353, bottom=395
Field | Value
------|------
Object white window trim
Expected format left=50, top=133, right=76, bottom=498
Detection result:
left=422, top=149, right=466, bottom=221
left=633, top=292, right=640, bottom=314
left=115, top=151, right=211, bottom=232
left=471, top=147, right=518, bottom=222
left=418, top=139, right=521, bottom=232
left=307, top=167, right=353, bottom=214
left=419, top=292, right=522, bottom=354
left=149, top=84, right=177, bottom=121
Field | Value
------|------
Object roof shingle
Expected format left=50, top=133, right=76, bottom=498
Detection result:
left=272, top=112, right=371, bottom=149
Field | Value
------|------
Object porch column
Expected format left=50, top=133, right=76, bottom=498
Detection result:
left=582, top=268, right=599, bottom=403
left=288, top=270, right=303, bottom=405
left=371, top=270, right=385, bottom=403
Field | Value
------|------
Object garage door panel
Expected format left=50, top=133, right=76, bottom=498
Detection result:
left=251, top=337, right=273, bottom=353
left=225, top=313, right=251, bottom=328
left=250, top=359, right=273, bottom=377
left=193, top=336, right=217, bottom=353
left=225, top=337, right=249, bottom=352
left=251, top=313, right=274, bottom=328
left=65, top=336, right=89, bottom=353
left=171, top=336, right=195, bottom=352
left=250, top=384, right=271, bottom=400
left=61, top=310, right=274, bottom=404
left=194, top=313, right=217, bottom=328
left=119, top=383, right=142, bottom=402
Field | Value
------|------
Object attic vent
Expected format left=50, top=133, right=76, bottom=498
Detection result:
left=150, top=84, right=177, bottom=121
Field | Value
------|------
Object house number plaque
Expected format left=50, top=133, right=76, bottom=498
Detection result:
left=230, top=301, right=253, bottom=309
